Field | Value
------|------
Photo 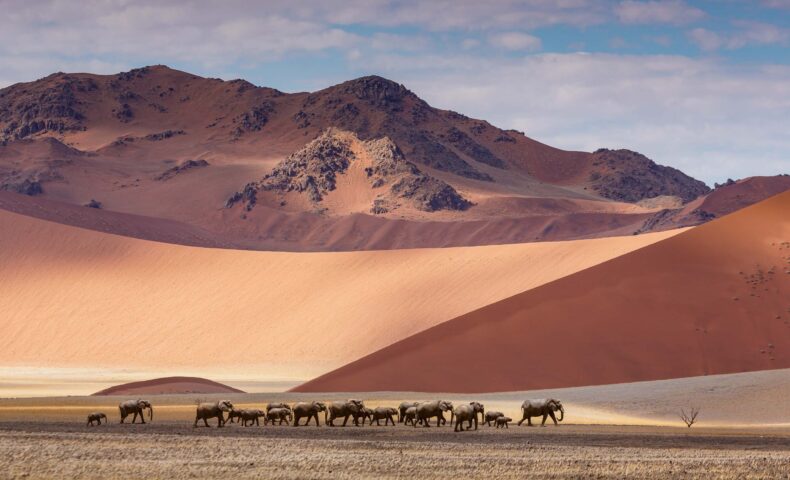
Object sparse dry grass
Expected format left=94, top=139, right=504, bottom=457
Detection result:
left=1, top=421, right=788, bottom=479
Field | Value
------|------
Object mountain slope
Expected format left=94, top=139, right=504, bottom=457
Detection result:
left=0, top=65, right=727, bottom=250
left=294, top=190, right=790, bottom=393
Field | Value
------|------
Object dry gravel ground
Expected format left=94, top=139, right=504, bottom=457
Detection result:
left=0, top=421, right=788, bottom=479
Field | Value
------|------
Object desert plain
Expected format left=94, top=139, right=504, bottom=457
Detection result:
left=1, top=369, right=789, bottom=479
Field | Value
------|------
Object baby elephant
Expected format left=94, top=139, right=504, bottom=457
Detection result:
left=226, top=408, right=244, bottom=424
left=267, top=407, right=292, bottom=425
left=240, top=409, right=267, bottom=427
left=484, top=411, right=504, bottom=427
left=496, top=416, right=512, bottom=429
left=86, top=412, right=107, bottom=426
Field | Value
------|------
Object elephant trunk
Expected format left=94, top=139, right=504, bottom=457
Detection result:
left=324, top=409, right=328, bottom=425
left=148, top=406, right=153, bottom=422
left=558, top=406, right=564, bottom=422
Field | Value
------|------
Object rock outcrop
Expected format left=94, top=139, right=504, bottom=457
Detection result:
left=227, top=130, right=471, bottom=213
left=155, top=159, right=209, bottom=181
left=589, top=149, right=710, bottom=203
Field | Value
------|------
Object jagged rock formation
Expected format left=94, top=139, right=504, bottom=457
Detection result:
left=155, top=159, right=209, bottom=181
left=589, top=149, right=710, bottom=203
left=363, top=137, right=472, bottom=212
left=226, top=130, right=471, bottom=213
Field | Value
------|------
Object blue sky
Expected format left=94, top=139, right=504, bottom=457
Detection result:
left=1, top=0, right=789, bottom=184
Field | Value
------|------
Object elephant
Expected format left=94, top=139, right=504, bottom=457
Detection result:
left=86, top=412, right=107, bottom=426
left=496, top=416, right=512, bottom=429
left=398, top=402, right=419, bottom=423
left=240, top=409, right=267, bottom=426
left=266, top=402, right=292, bottom=413
left=119, top=399, right=153, bottom=424
left=484, top=411, right=504, bottom=426
left=453, top=402, right=484, bottom=432
left=402, top=406, right=418, bottom=426
left=517, top=399, right=564, bottom=427
left=414, top=400, right=453, bottom=428
left=226, top=408, right=244, bottom=424
left=327, top=400, right=363, bottom=427
left=267, top=407, right=292, bottom=425
left=370, top=407, right=398, bottom=426
left=194, top=400, right=234, bottom=428
left=357, top=407, right=374, bottom=425
left=292, top=401, right=327, bottom=426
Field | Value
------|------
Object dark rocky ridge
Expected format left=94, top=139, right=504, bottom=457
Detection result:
left=589, top=149, right=710, bottom=203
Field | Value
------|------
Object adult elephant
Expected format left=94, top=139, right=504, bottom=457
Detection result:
left=119, top=399, right=153, bottom=424
left=414, top=400, right=453, bottom=428
left=453, top=402, right=484, bottom=432
left=398, top=402, right=419, bottom=423
left=327, top=400, right=363, bottom=427
left=370, top=407, right=398, bottom=426
left=240, top=409, right=267, bottom=427
left=517, top=399, right=564, bottom=427
left=292, top=401, right=327, bottom=426
left=267, top=407, right=292, bottom=425
left=194, top=400, right=234, bottom=428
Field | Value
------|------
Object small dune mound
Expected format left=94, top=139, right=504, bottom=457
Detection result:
left=92, top=376, right=245, bottom=396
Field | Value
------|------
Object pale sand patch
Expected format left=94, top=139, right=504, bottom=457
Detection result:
left=0, top=209, right=683, bottom=395
left=1, top=369, right=787, bottom=428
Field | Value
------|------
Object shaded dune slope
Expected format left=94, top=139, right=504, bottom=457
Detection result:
left=92, top=377, right=244, bottom=396
left=294, top=191, right=790, bottom=393
left=0, top=209, right=681, bottom=380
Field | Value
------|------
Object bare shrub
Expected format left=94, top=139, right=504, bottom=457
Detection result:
left=679, top=406, right=700, bottom=428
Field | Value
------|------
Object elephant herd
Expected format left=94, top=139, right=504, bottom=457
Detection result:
left=86, top=398, right=565, bottom=431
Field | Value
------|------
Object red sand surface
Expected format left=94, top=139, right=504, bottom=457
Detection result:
left=92, top=377, right=244, bottom=396
left=295, top=191, right=790, bottom=393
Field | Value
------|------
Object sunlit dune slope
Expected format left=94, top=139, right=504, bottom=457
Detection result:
left=295, top=191, right=790, bottom=393
left=0, top=211, right=681, bottom=382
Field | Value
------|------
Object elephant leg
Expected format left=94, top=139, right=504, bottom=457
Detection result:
left=203, top=417, right=210, bottom=427
left=541, top=414, right=548, bottom=426
left=194, top=415, right=199, bottom=428
left=342, top=415, right=349, bottom=427
left=549, top=411, right=558, bottom=426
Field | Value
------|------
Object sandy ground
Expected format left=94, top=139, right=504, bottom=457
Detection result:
left=1, top=422, right=788, bottom=480
left=2, top=369, right=788, bottom=478
left=0, top=209, right=681, bottom=396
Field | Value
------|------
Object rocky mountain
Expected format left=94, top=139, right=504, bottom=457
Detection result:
left=0, top=65, right=782, bottom=251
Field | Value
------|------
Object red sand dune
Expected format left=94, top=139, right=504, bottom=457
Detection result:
left=92, top=377, right=245, bottom=396
left=294, top=191, right=790, bottom=393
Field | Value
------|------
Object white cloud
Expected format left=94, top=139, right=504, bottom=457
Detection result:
left=488, top=32, right=543, bottom=51
left=689, top=22, right=789, bottom=51
left=615, top=0, right=705, bottom=25
left=359, top=52, right=790, bottom=184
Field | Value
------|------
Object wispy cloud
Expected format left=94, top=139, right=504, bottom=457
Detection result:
left=689, top=21, right=789, bottom=51
left=488, top=32, right=543, bottom=51
left=615, top=0, right=705, bottom=25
